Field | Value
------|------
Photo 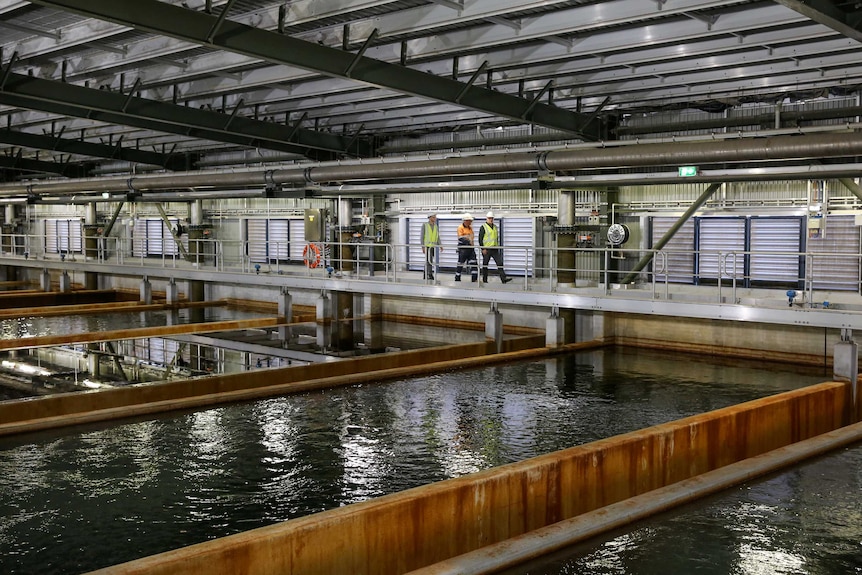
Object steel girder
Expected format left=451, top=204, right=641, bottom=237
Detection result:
left=27, top=0, right=602, bottom=139
left=0, top=125, right=191, bottom=169
left=0, top=71, right=372, bottom=158
left=0, top=151, right=90, bottom=176
left=774, top=0, right=862, bottom=43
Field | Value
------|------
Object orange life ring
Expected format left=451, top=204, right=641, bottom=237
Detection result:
left=303, top=243, right=321, bottom=268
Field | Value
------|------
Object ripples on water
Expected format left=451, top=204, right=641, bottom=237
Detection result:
left=0, top=348, right=856, bottom=574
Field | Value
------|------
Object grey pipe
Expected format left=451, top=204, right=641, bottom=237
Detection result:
left=4, top=132, right=862, bottom=197
left=405, top=420, right=862, bottom=575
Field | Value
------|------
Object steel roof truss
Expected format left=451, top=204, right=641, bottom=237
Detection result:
left=28, top=0, right=601, bottom=139
left=0, top=71, right=372, bottom=157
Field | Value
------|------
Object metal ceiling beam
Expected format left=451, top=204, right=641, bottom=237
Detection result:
left=0, top=125, right=185, bottom=168
left=28, top=0, right=602, bottom=139
left=773, top=0, right=862, bottom=43
left=0, top=151, right=88, bottom=176
left=0, top=71, right=373, bottom=158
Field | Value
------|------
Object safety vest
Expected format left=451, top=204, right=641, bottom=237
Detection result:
left=481, top=223, right=499, bottom=247
left=423, top=222, right=440, bottom=247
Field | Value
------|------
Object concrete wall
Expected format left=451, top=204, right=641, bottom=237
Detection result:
left=609, top=313, right=836, bottom=365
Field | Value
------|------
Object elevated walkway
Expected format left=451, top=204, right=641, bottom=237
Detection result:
left=2, top=254, right=862, bottom=331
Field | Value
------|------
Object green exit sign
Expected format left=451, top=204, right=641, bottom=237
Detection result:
left=678, top=166, right=698, bottom=177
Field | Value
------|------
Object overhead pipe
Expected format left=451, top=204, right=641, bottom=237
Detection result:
left=2, top=132, right=862, bottom=197
left=10, top=161, right=862, bottom=204
left=618, top=105, right=862, bottom=136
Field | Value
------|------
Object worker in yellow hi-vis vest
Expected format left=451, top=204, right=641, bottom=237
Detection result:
left=478, top=211, right=511, bottom=284
left=421, top=213, right=442, bottom=281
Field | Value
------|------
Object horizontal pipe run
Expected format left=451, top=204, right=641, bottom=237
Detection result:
left=2, top=132, right=862, bottom=196
left=406, top=419, right=862, bottom=575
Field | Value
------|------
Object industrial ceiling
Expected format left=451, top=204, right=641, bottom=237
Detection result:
left=1, top=0, right=862, bottom=188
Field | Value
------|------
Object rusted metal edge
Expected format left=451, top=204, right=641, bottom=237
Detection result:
left=0, top=339, right=604, bottom=437
left=406, top=420, right=862, bottom=575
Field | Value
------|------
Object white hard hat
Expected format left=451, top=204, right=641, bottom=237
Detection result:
left=486, top=211, right=494, bottom=218
left=463, top=213, right=474, bottom=220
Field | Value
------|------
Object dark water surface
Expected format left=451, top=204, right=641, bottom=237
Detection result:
left=0, top=348, right=852, bottom=574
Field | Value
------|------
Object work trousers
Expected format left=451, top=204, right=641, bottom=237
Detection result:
left=456, top=246, right=478, bottom=281
left=481, top=248, right=508, bottom=282
left=424, top=246, right=439, bottom=279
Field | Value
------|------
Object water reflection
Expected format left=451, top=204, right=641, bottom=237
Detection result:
left=0, top=348, right=847, bottom=575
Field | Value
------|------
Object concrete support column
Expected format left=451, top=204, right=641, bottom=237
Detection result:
left=59, top=271, right=72, bottom=292
left=834, top=329, right=859, bottom=422
left=87, top=346, right=100, bottom=379
left=140, top=277, right=152, bottom=304
left=316, top=292, right=331, bottom=349
left=189, top=280, right=205, bottom=323
left=363, top=293, right=384, bottom=353
left=485, top=304, right=503, bottom=353
left=557, top=190, right=575, bottom=286
left=1, top=205, right=17, bottom=282
left=546, top=307, right=565, bottom=348
left=83, top=271, right=98, bottom=290
left=83, top=203, right=100, bottom=289
left=333, top=290, right=354, bottom=351
left=40, top=268, right=51, bottom=291
left=278, top=287, right=293, bottom=343
left=165, top=278, right=179, bottom=304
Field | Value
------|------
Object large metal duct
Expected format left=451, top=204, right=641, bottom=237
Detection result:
left=3, top=132, right=862, bottom=197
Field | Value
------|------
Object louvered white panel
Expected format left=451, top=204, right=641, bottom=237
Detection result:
left=132, top=220, right=147, bottom=257
left=749, top=217, right=802, bottom=286
left=148, top=220, right=163, bottom=254
left=131, top=219, right=180, bottom=256
left=44, top=219, right=59, bottom=253
left=697, top=217, right=745, bottom=282
left=289, top=218, right=306, bottom=261
left=437, top=218, right=460, bottom=270
left=407, top=217, right=425, bottom=272
left=650, top=217, right=695, bottom=283
left=808, top=214, right=860, bottom=291
left=269, top=219, right=290, bottom=261
left=246, top=219, right=268, bottom=263
left=501, top=217, right=533, bottom=276
left=44, top=219, right=83, bottom=254
left=68, top=220, right=82, bottom=253
left=161, top=220, right=179, bottom=255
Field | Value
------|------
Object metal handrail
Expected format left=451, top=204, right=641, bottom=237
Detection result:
left=5, top=231, right=861, bottom=307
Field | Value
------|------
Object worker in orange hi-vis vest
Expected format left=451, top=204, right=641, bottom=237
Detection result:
left=455, top=213, right=478, bottom=282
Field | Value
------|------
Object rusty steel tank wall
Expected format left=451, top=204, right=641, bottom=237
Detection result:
left=86, top=380, right=852, bottom=575
left=0, top=335, right=555, bottom=437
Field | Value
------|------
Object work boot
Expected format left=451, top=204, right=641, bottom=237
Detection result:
left=502, top=277, right=512, bottom=284
left=454, top=276, right=461, bottom=281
